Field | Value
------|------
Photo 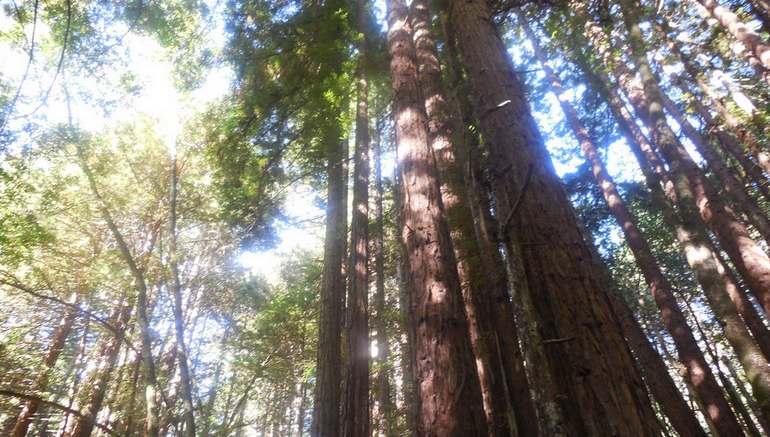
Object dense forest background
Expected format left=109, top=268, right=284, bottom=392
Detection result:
left=2, top=0, right=770, bottom=436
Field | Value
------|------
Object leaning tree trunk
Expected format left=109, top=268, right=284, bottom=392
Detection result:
left=11, top=293, right=79, bottom=437
left=386, top=0, right=488, bottom=434
left=692, top=0, right=770, bottom=83
left=446, top=1, right=660, bottom=435
left=523, top=18, right=711, bottom=437
left=169, top=150, right=197, bottom=437
left=68, top=300, right=132, bottom=437
left=617, top=0, right=770, bottom=318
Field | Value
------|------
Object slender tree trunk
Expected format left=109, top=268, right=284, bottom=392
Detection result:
left=656, top=87, right=770, bottom=245
left=373, top=124, right=394, bottom=437
left=619, top=0, right=770, bottom=429
left=76, top=149, right=160, bottom=437
left=573, top=29, right=770, bottom=367
left=619, top=0, right=770, bottom=327
left=524, top=18, right=712, bottom=437
left=386, top=0, right=488, bottom=433
left=692, top=0, right=770, bottom=82
left=169, top=151, right=197, bottom=437
left=447, top=1, right=660, bottom=435
left=11, top=293, right=79, bottom=437
left=684, top=300, right=766, bottom=437
left=68, top=300, right=132, bottom=437
left=653, top=20, right=770, bottom=202
left=311, top=132, right=347, bottom=437
left=59, top=319, right=90, bottom=436
left=723, top=355, right=770, bottom=435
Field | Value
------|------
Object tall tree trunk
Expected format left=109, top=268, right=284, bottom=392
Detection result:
left=169, top=150, right=197, bottom=437
left=656, top=87, right=770, bottom=245
left=610, top=292, right=706, bottom=437
left=684, top=299, right=767, bottom=437
left=393, top=162, right=418, bottom=437
left=11, top=293, right=79, bottom=437
left=573, top=24, right=770, bottom=367
left=373, top=124, right=394, bottom=436
left=76, top=148, right=160, bottom=437
left=68, top=300, right=132, bottom=437
left=523, top=18, right=712, bottom=437
left=447, top=1, right=660, bottom=435
left=311, top=132, right=347, bottom=437
left=619, top=0, right=770, bottom=430
left=653, top=20, right=770, bottom=202
left=343, top=22, right=371, bottom=435
left=385, top=0, right=488, bottom=434
left=59, top=318, right=90, bottom=436
left=692, top=0, right=770, bottom=82
left=618, top=0, right=770, bottom=327
left=412, top=1, right=524, bottom=434
left=440, top=14, right=538, bottom=436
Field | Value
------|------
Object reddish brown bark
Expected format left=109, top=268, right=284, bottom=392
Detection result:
left=614, top=1, right=770, bottom=321
left=694, top=0, right=770, bottom=82
left=447, top=1, right=660, bottom=435
left=386, top=0, right=488, bottom=433
left=412, top=1, right=525, bottom=435
left=524, top=20, right=709, bottom=437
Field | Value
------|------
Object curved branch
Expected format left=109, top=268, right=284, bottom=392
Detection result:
left=0, top=0, right=39, bottom=135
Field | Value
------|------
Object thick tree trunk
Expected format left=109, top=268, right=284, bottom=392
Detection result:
left=609, top=293, right=706, bottom=437
left=447, top=1, right=659, bottom=435
left=68, top=300, right=132, bottom=437
left=524, top=19, right=710, bottom=437
left=11, top=293, right=79, bottom=437
left=169, top=153, right=197, bottom=437
left=393, top=163, right=418, bottom=437
left=386, top=0, right=488, bottom=434
left=311, top=132, right=347, bottom=437
left=440, top=15, right=538, bottom=436
left=693, top=0, right=770, bottom=82
left=412, top=1, right=521, bottom=435
left=343, top=10, right=371, bottom=433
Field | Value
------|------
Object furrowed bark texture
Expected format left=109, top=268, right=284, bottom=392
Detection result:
left=448, top=1, right=660, bottom=435
left=386, top=0, right=488, bottom=434
left=412, top=0, right=524, bottom=434
left=523, top=19, right=708, bottom=437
